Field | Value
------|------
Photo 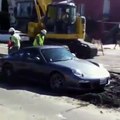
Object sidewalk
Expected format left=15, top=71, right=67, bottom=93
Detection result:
left=90, top=44, right=120, bottom=73
left=0, top=43, right=8, bottom=57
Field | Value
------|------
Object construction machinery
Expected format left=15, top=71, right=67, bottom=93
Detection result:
left=14, top=0, right=97, bottom=59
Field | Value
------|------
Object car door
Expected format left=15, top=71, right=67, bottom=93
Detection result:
left=22, top=48, right=47, bottom=83
left=11, top=49, right=30, bottom=78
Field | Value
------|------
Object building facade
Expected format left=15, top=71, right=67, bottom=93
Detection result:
left=75, top=0, right=119, bottom=22
left=53, top=0, right=120, bottom=22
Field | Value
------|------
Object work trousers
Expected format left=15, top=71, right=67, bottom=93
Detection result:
left=8, top=46, right=20, bottom=54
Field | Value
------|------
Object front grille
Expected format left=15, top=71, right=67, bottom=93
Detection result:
left=79, top=80, right=100, bottom=89
left=79, top=82, right=90, bottom=88
left=90, top=80, right=100, bottom=89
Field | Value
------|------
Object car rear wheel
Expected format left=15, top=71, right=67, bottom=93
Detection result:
left=50, top=73, right=65, bottom=91
left=2, top=65, right=13, bottom=81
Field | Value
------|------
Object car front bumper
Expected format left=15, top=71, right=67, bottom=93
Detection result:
left=78, top=79, right=109, bottom=90
left=65, top=75, right=110, bottom=90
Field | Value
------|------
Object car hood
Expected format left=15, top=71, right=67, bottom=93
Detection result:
left=53, top=59, right=110, bottom=79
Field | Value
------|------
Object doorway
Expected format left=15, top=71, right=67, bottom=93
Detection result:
left=0, top=0, right=10, bottom=32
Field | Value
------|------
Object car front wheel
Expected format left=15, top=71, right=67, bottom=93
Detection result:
left=50, top=73, right=65, bottom=91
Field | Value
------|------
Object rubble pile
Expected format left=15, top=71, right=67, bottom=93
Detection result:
left=78, top=73, right=120, bottom=108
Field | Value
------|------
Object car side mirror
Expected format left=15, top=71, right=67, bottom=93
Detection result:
left=35, top=56, right=40, bottom=61
left=72, top=53, right=76, bottom=57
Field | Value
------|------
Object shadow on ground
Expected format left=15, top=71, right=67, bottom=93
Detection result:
left=0, top=54, right=7, bottom=57
left=0, top=73, right=120, bottom=108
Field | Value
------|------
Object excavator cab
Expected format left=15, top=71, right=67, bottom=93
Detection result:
left=14, top=0, right=86, bottom=39
left=45, top=2, right=77, bottom=34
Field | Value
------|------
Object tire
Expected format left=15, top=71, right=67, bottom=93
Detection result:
left=98, top=86, right=105, bottom=92
left=50, top=73, right=65, bottom=91
left=95, top=85, right=105, bottom=92
left=2, top=65, right=13, bottom=82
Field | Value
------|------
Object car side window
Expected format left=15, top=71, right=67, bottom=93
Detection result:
left=24, top=49, right=43, bottom=62
left=12, top=50, right=24, bottom=59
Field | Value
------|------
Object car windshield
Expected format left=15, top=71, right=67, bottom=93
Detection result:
left=41, top=47, right=74, bottom=62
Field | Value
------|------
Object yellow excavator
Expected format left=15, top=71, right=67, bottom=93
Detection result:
left=14, top=0, right=97, bottom=58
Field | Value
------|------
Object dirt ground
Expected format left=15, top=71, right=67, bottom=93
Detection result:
left=75, top=73, right=120, bottom=108
left=0, top=72, right=120, bottom=109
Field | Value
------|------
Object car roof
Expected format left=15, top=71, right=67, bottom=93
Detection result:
left=23, top=45, right=65, bottom=50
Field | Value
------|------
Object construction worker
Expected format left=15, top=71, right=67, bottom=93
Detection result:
left=33, top=29, right=47, bottom=46
left=61, top=11, right=69, bottom=24
left=61, top=9, right=70, bottom=33
left=8, top=27, right=21, bottom=54
left=114, top=24, right=120, bottom=49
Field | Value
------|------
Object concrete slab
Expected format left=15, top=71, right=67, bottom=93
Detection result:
left=90, top=44, right=120, bottom=73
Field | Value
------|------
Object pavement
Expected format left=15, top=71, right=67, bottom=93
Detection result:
left=0, top=87, right=119, bottom=120
left=90, top=44, right=120, bottom=73
left=0, top=43, right=120, bottom=73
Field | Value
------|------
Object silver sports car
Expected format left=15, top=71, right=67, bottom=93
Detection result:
left=0, top=45, right=110, bottom=91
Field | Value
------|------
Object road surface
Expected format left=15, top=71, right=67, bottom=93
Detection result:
left=0, top=83, right=120, bottom=120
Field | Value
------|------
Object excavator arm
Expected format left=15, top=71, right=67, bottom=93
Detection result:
left=27, top=0, right=52, bottom=37
left=34, top=0, right=52, bottom=23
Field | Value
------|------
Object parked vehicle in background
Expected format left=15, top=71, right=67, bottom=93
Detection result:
left=0, top=45, right=110, bottom=91
left=0, top=30, right=29, bottom=45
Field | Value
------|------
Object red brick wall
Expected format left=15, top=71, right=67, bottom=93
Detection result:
left=74, top=0, right=103, bottom=20
left=53, top=0, right=103, bottom=20
left=110, top=0, right=120, bottom=21
left=75, top=0, right=120, bottom=22
left=53, top=0, right=120, bottom=22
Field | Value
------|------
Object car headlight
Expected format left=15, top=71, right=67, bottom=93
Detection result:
left=72, top=69, right=84, bottom=78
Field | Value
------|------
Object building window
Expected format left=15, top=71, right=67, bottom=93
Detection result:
left=103, top=0, right=110, bottom=19
left=77, top=4, right=85, bottom=16
left=16, top=1, right=34, bottom=18
left=80, top=4, right=85, bottom=16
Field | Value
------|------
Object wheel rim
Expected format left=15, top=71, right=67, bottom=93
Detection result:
left=6, top=69, right=12, bottom=77
left=3, top=67, right=12, bottom=78
left=50, top=73, right=64, bottom=90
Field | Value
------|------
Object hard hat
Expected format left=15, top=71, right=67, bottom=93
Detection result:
left=41, top=29, right=47, bottom=35
left=8, top=27, right=15, bottom=33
